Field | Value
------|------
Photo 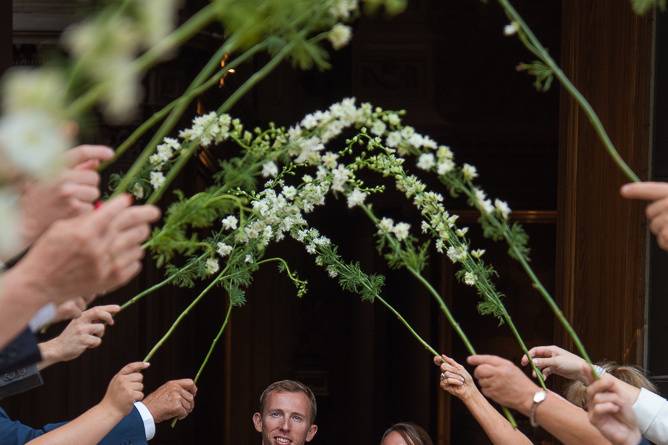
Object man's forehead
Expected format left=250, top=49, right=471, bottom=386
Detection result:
left=264, top=390, right=311, bottom=415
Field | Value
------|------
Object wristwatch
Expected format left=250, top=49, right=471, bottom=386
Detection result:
left=529, top=390, right=547, bottom=427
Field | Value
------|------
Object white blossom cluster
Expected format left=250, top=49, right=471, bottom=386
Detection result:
left=376, top=217, right=411, bottom=241
left=137, top=112, right=241, bottom=198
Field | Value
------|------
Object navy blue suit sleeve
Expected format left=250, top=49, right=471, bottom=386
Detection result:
left=0, top=329, right=41, bottom=375
left=0, top=406, right=147, bottom=445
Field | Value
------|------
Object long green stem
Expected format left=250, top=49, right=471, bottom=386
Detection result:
left=496, top=0, right=640, bottom=182
left=171, top=296, right=234, bottom=428
left=103, top=41, right=250, bottom=170
left=143, top=265, right=229, bottom=362
left=112, top=38, right=254, bottom=196
left=67, top=3, right=220, bottom=118
left=146, top=41, right=296, bottom=204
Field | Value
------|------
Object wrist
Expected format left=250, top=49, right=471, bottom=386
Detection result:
left=518, top=383, right=542, bottom=415
left=37, top=339, right=62, bottom=370
left=97, top=399, right=128, bottom=422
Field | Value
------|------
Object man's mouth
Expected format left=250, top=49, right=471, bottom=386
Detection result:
left=273, top=436, right=292, bottom=444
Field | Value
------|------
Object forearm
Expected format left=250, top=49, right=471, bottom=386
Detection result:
left=462, top=391, right=533, bottom=445
left=26, top=403, right=124, bottom=445
left=529, top=391, right=612, bottom=445
left=0, top=267, right=47, bottom=349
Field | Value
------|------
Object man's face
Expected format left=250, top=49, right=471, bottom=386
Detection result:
left=252, top=391, right=318, bottom=445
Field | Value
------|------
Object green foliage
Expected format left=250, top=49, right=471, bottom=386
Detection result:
left=506, top=223, right=530, bottom=261
left=364, top=0, right=407, bottom=15
left=517, top=61, right=554, bottom=92
left=631, top=0, right=666, bottom=14
left=316, top=244, right=385, bottom=303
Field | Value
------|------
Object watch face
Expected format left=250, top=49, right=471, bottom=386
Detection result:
left=533, top=390, right=547, bottom=403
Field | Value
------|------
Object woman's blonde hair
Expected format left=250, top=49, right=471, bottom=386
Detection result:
left=565, top=361, right=657, bottom=409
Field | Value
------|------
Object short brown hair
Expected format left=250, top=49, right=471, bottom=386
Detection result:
left=381, top=422, right=433, bottom=445
left=565, top=361, right=658, bottom=409
left=259, top=380, right=317, bottom=423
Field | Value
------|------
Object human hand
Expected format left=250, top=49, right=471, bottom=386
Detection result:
left=621, top=182, right=668, bottom=250
left=586, top=375, right=642, bottom=445
left=19, top=145, right=114, bottom=247
left=521, top=345, right=593, bottom=384
left=468, top=355, right=540, bottom=414
left=434, top=355, right=479, bottom=402
left=52, top=297, right=88, bottom=324
left=101, top=362, right=150, bottom=417
left=40, top=305, right=120, bottom=367
left=143, top=379, right=197, bottom=423
left=13, top=194, right=160, bottom=305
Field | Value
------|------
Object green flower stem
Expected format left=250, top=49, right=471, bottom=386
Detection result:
left=496, top=0, right=640, bottom=182
left=112, top=38, right=264, bottom=196
left=450, top=174, right=597, bottom=379
left=375, top=294, right=438, bottom=356
left=67, top=3, right=221, bottom=118
left=143, top=264, right=230, bottom=362
left=146, top=41, right=296, bottom=205
left=360, top=205, right=476, bottom=355
left=171, top=296, right=234, bottom=428
left=359, top=205, right=516, bottom=426
left=119, top=253, right=208, bottom=310
left=102, top=40, right=263, bottom=171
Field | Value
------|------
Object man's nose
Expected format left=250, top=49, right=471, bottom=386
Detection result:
left=280, top=417, right=290, bottom=431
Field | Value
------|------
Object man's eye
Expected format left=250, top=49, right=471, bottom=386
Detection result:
left=270, top=412, right=281, bottom=418
left=292, top=415, right=303, bottom=422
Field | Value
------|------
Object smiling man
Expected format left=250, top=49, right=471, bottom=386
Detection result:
left=253, top=380, right=318, bottom=445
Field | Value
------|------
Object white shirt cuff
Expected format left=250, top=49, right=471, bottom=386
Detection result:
left=133, top=401, right=156, bottom=440
left=29, top=304, right=56, bottom=332
left=632, top=387, right=667, bottom=434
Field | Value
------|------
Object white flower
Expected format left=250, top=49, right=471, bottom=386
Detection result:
left=456, top=227, right=469, bottom=237
left=131, top=183, right=145, bottom=199
left=0, top=190, right=21, bottom=256
left=371, top=120, right=387, bottom=136
left=328, top=24, right=353, bottom=50
left=327, top=265, right=338, bottom=278
left=446, top=246, right=468, bottom=263
left=262, top=161, right=279, bottom=178
left=282, top=186, right=297, bottom=200
left=1, top=68, right=67, bottom=116
left=295, top=137, right=324, bottom=165
left=156, top=142, right=174, bottom=162
left=0, top=111, right=70, bottom=178
left=504, top=22, right=519, bottom=36
left=417, top=153, right=435, bottom=171
left=437, top=159, right=455, bottom=175
left=379, top=217, right=395, bottom=233
left=474, top=189, right=494, bottom=214
left=462, top=163, right=478, bottom=181
left=471, top=249, right=486, bottom=259
left=244, top=254, right=253, bottom=263
left=330, top=0, right=358, bottom=20
left=392, top=222, right=410, bottom=241
left=386, top=131, right=402, bottom=148
left=205, top=258, right=220, bottom=275
left=494, top=199, right=511, bottom=220
left=346, top=188, right=367, bottom=208
left=331, top=164, right=351, bottom=192
left=435, top=239, right=444, bottom=253
left=386, top=113, right=401, bottom=126
left=217, top=242, right=233, bottom=258
left=437, top=145, right=454, bottom=160
left=421, top=221, right=430, bottom=233
left=222, top=215, right=238, bottom=230
left=321, top=152, right=339, bottom=169
left=137, top=0, right=181, bottom=46
left=149, top=171, right=165, bottom=189
left=301, top=113, right=319, bottom=129
left=463, top=272, right=477, bottom=286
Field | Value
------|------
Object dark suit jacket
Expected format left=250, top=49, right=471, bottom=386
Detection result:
left=0, top=329, right=40, bottom=375
left=0, top=406, right=148, bottom=445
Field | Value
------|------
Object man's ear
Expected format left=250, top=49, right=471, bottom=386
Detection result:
left=252, top=412, right=263, bottom=433
left=306, top=424, right=318, bottom=442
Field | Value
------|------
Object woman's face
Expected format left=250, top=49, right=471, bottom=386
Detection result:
left=381, top=431, right=409, bottom=445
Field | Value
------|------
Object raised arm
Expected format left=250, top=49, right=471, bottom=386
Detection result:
left=468, top=355, right=613, bottom=445
left=26, top=362, right=149, bottom=445
left=434, top=355, right=532, bottom=445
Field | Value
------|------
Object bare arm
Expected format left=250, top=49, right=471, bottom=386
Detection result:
left=468, top=355, right=612, bottom=445
left=435, top=355, right=532, bottom=445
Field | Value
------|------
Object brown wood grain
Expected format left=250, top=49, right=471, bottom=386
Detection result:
left=557, top=0, right=653, bottom=365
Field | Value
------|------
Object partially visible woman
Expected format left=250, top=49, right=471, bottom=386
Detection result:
left=434, top=355, right=533, bottom=445
left=380, top=422, right=433, bottom=445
